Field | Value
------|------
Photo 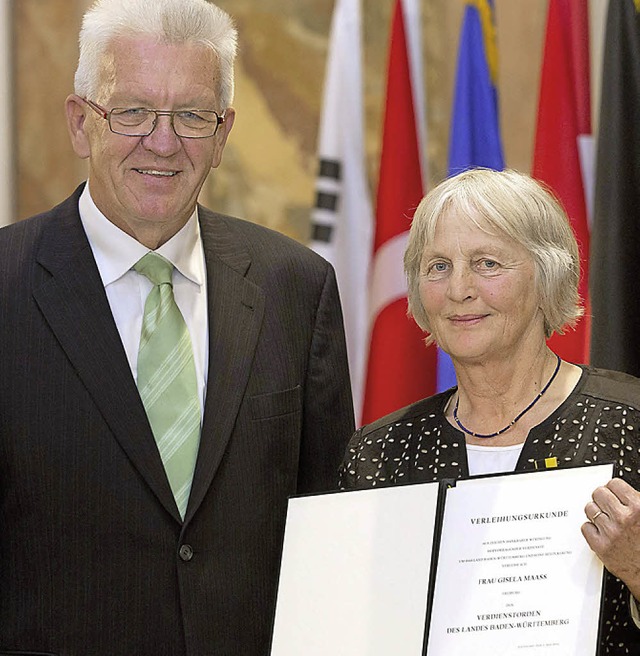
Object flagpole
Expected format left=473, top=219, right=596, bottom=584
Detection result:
left=0, top=0, right=13, bottom=227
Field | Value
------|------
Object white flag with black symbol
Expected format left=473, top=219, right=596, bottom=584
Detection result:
left=310, top=0, right=373, bottom=423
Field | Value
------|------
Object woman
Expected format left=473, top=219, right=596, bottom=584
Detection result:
left=340, top=168, right=640, bottom=653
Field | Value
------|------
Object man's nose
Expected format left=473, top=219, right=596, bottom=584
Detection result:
left=141, top=114, right=182, bottom=156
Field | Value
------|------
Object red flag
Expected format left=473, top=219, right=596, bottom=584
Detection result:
left=532, top=0, right=592, bottom=364
left=362, top=0, right=436, bottom=425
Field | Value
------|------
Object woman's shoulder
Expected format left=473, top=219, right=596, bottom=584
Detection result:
left=580, top=366, right=640, bottom=410
left=340, top=390, right=459, bottom=489
left=357, top=390, right=454, bottom=437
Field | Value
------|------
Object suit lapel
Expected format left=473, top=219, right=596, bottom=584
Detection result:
left=33, top=189, right=181, bottom=521
left=185, top=208, right=265, bottom=520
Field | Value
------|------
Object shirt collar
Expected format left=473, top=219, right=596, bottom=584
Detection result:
left=78, top=183, right=205, bottom=287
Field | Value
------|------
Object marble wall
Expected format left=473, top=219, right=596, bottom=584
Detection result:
left=13, top=0, right=552, bottom=243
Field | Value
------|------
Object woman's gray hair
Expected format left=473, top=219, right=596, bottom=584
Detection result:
left=74, top=0, right=237, bottom=109
left=404, top=168, right=583, bottom=342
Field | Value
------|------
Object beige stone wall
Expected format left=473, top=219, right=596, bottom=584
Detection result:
left=13, top=0, right=549, bottom=242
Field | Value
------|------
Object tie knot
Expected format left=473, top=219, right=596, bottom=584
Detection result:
left=134, top=252, right=174, bottom=286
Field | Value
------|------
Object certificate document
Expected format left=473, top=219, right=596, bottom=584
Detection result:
left=270, top=481, right=441, bottom=656
left=426, top=464, right=613, bottom=656
left=270, top=463, right=613, bottom=656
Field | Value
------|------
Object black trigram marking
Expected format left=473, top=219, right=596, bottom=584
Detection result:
left=312, top=158, right=342, bottom=243
left=319, top=158, right=342, bottom=180
left=315, top=190, right=338, bottom=212
left=312, top=223, right=334, bottom=243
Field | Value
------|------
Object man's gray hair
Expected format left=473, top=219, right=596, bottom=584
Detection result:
left=74, top=0, right=237, bottom=109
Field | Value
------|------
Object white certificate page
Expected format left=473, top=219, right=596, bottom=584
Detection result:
left=426, top=463, right=613, bottom=656
left=270, top=481, right=441, bottom=656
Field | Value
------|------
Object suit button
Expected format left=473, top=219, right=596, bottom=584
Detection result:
left=179, top=544, right=194, bottom=562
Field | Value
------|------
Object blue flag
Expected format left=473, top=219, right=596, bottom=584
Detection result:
left=438, top=0, right=505, bottom=391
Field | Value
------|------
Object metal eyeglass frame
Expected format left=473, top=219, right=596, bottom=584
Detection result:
left=80, top=97, right=225, bottom=139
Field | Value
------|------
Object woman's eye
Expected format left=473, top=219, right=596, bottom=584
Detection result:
left=429, top=261, right=450, bottom=275
left=424, top=261, right=449, bottom=278
left=479, top=259, right=498, bottom=270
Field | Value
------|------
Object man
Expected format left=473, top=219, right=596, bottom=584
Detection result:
left=0, top=0, right=354, bottom=654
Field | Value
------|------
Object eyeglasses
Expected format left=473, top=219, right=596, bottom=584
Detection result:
left=81, top=98, right=225, bottom=139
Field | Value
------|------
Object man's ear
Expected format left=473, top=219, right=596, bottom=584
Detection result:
left=210, top=107, right=235, bottom=169
left=65, top=94, right=91, bottom=159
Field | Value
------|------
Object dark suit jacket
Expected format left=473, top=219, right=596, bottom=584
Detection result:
left=0, top=185, right=354, bottom=655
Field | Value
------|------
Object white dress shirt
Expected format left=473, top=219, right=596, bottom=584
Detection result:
left=78, top=184, right=209, bottom=417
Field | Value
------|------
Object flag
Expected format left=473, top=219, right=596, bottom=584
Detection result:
left=532, top=0, right=592, bottom=365
left=310, top=0, right=373, bottom=422
left=448, top=0, right=504, bottom=176
left=438, top=0, right=505, bottom=391
left=361, top=0, right=437, bottom=425
left=590, top=0, right=640, bottom=375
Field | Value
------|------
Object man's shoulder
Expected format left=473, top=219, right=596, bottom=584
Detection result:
left=1, top=206, right=53, bottom=241
left=198, top=205, right=326, bottom=264
left=0, top=204, right=56, bottom=260
left=0, top=187, right=85, bottom=276
left=0, top=187, right=83, bottom=241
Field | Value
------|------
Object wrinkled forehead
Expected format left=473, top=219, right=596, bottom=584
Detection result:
left=430, top=200, right=505, bottom=242
left=95, top=35, right=218, bottom=104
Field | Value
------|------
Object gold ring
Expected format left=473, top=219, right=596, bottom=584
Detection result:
left=591, top=510, right=605, bottom=522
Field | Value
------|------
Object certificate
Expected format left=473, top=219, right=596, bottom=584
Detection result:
left=270, top=463, right=613, bottom=656
left=426, top=464, right=612, bottom=656
left=270, top=481, right=441, bottom=656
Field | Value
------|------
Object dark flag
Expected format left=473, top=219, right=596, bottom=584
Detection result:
left=590, top=0, right=640, bottom=374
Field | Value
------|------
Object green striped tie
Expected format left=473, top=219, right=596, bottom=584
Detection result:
left=134, top=253, right=200, bottom=519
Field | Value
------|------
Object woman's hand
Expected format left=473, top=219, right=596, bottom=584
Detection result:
left=582, top=478, right=640, bottom=600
